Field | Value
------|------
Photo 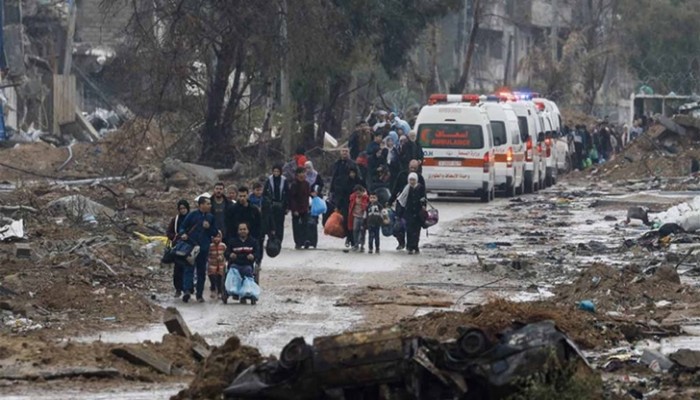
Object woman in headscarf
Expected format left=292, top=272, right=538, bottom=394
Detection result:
left=165, top=199, right=190, bottom=297
left=304, top=161, right=323, bottom=196
left=305, top=161, right=324, bottom=248
left=396, top=172, right=426, bottom=255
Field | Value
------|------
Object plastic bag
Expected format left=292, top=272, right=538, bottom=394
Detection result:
left=422, top=203, right=439, bottom=228
left=323, top=211, right=345, bottom=238
left=225, top=267, right=243, bottom=296
left=310, top=196, right=328, bottom=217
left=240, top=276, right=261, bottom=300
left=266, top=236, right=282, bottom=257
left=589, top=148, right=598, bottom=160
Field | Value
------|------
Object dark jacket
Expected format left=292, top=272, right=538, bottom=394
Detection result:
left=348, top=130, right=361, bottom=160
left=210, top=195, right=233, bottom=237
left=263, top=175, right=289, bottom=210
left=166, top=214, right=186, bottom=242
left=288, top=179, right=311, bottom=215
left=309, top=174, right=324, bottom=198
left=179, top=210, right=218, bottom=251
left=225, top=236, right=259, bottom=267
left=225, top=203, right=262, bottom=243
left=391, top=171, right=426, bottom=203
left=404, top=184, right=427, bottom=221
left=330, top=158, right=357, bottom=196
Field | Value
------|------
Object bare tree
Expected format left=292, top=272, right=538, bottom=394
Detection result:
left=451, top=0, right=482, bottom=93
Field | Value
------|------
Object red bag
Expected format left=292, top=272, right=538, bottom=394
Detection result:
left=323, top=211, right=345, bottom=238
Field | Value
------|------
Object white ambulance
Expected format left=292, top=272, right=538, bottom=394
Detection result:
left=507, top=99, right=543, bottom=193
left=481, top=101, right=525, bottom=197
left=417, top=94, right=496, bottom=202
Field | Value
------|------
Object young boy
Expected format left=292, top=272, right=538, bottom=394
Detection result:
left=249, top=182, right=264, bottom=211
left=207, top=231, right=227, bottom=299
left=366, top=192, right=384, bottom=254
left=348, top=184, right=369, bottom=252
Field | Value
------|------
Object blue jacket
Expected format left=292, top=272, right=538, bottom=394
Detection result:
left=179, top=210, right=217, bottom=251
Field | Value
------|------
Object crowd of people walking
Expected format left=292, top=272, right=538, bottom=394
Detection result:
left=163, top=111, right=432, bottom=304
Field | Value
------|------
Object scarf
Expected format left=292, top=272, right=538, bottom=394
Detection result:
left=398, top=172, right=419, bottom=208
left=305, top=161, right=318, bottom=187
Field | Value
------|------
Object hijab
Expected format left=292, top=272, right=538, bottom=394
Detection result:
left=397, top=172, right=419, bottom=208
left=304, top=161, right=318, bottom=186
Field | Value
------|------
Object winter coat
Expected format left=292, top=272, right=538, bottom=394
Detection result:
left=225, top=236, right=260, bottom=267
left=366, top=202, right=384, bottom=228
left=263, top=175, right=289, bottom=209
left=347, top=191, right=369, bottom=230
left=179, top=210, right=218, bottom=252
left=166, top=214, right=186, bottom=242
left=210, top=196, right=233, bottom=238
left=330, top=159, right=358, bottom=205
left=403, top=184, right=427, bottom=224
left=225, top=203, right=262, bottom=243
left=391, top=171, right=426, bottom=203
left=288, top=179, right=311, bottom=215
left=309, top=174, right=324, bottom=197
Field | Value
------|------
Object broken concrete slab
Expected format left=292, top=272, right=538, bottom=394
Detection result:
left=657, top=114, right=687, bottom=137
left=162, top=158, right=221, bottom=187
left=47, top=194, right=116, bottom=219
left=670, top=349, right=700, bottom=370
left=111, top=346, right=173, bottom=375
left=0, top=219, right=24, bottom=241
left=192, top=343, right=212, bottom=361
left=14, top=243, right=30, bottom=258
left=163, top=307, right=192, bottom=339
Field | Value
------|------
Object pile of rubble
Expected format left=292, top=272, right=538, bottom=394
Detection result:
left=597, top=114, right=700, bottom=182
left=0, top=308, right=256, bottom=392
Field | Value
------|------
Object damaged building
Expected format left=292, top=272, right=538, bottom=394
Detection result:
left=0, top=0, right=133, bottom=144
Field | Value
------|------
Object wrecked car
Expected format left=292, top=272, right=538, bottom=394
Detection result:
left=223, top=321, right=591, bottom=399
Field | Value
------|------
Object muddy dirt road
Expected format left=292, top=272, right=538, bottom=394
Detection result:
left=82, top=197, right=502, bottom=354
left=5, top=197, right=508, bottom=399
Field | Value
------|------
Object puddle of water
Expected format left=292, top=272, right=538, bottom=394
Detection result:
left=509, top=287, right=555, bottom=302
left=1, top=384, right=185, bottom=400
left=78, top=294, right=361, bottom=357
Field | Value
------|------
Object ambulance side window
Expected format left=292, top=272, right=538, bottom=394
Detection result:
left=512, top=128, right=520, bottom=145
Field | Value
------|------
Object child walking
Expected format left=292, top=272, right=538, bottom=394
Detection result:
left=366, top=192, right=383, bottom=254
left=348, top=185, right=369, bottom=252
left=208, top=231, right=227, bottom=299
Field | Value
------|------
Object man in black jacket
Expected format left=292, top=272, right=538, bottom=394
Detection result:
left=330, top=148, right=358, bottom=246
left=225, top=186, right=262, bottom=247
left=263, top=165, right=289, bottom=242
left=211, top=182, right=233, bottom=238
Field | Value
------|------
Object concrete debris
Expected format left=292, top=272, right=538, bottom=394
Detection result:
left=669, top=349, right=700, bottom=370
left=3, top=316, right=43, bottom=333
left=162, top=157, right=223, bottom=187
left=0, top=219, right=24, bottom=241
left=14, top=242, right=31, bottom=258
left=111, top=346, right=173, bottom=375
left=652, top=195, right=700, bottom=232
left=0, top=366, right=121, bottom=381
left=163, top=307, right=192, bottom=339
left=47, top=194, right=116, bottom=220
